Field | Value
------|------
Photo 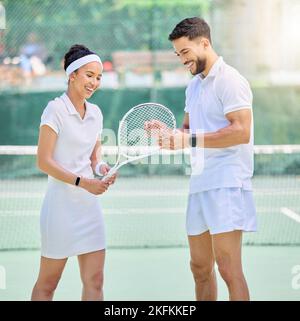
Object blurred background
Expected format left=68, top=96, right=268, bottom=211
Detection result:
left=1, top=0, right=300, bottom=301
left=1, top=0, right=300, bottom=144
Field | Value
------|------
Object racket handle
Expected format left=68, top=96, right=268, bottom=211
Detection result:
left=101, top=167, right=117, bottom=181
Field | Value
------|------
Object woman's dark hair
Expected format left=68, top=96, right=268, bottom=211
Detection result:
left=64, top=44, right=95, bottom=71
left=168, top=17, right=211, bottom=43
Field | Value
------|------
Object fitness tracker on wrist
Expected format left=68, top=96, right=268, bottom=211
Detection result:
left=190, top=134, right=197, bottom=148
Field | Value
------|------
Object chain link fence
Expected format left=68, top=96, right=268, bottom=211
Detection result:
left=0, top=0, right=210, bottom=91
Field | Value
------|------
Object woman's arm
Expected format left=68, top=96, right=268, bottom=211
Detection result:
left=37, top=125, right=78, bottom=184
left=90, top=139, right=117, bottom=184
left=90, top=140, right=102, bottom=174
left=37, top=125, right=109, bottom=194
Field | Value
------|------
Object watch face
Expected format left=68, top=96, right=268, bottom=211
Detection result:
left=191, top=134, right=197, bottom=147
left=75, top=177, right=80, bottom=186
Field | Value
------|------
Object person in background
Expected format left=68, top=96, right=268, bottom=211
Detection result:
left=19, top=32, right=48, bottom=83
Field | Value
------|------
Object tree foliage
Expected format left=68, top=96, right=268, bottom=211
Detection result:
left=2, top=0, right=210, bottom=66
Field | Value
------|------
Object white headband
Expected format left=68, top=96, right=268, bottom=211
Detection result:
left=66, top=54, right=103, bottom=77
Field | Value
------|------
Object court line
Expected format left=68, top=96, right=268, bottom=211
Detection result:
left=0, top=190, right=188, bottom=198
left=0, top=208, right=186, bottom=216
left=2, top=190, right=300, bottom=198
left=2, top=207, right=300, bottom=216
left=280, top=207, right=300, bottom=223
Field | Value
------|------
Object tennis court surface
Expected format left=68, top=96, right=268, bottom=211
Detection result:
left=1, top=145, right=300, bottom=300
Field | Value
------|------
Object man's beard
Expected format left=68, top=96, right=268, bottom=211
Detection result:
left=192, top=57, right=206, bottom=75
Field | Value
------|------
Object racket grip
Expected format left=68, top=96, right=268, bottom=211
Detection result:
left=101, top=167, right=117, bottom=181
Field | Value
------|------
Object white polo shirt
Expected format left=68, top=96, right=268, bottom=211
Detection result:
left=40, top=93, right=103, bottom=178
left=184, top=57, right=254, bottom=193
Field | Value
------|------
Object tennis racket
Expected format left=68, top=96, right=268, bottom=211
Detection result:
left=102, top=102, right=176, bottom=180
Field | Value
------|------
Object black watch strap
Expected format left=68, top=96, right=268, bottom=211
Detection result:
left=190, top=134, right=197, bottom=148
left=75, top=176, right=81, bottom=186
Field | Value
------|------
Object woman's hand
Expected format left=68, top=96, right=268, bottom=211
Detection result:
left=103, top=173, right=117, bottom=185
left=99, top=164, right=117, bottom=186
left=80, top=178, right=109, bottom=195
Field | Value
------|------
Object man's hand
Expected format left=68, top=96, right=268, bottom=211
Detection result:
left=144, top=120, right=189, bottom=150
left=144, top=119, right=168, bottom=132
left=158, top=129, right=190, bottom=150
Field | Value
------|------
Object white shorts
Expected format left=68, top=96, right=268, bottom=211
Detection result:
left=186, top=187, right=257, bottom=235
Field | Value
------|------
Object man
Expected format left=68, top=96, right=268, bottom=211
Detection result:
left=158, top=17, right=257, bottom=300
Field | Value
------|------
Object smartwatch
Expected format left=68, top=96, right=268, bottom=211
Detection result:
left=190, top=134, right=197, bottom=148
left=75, top=176, right=81, bottom=186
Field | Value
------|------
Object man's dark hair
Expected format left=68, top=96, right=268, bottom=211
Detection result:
left=168, top=17, right=211, bottom=43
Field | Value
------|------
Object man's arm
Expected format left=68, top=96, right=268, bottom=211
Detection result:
left=200, top=109, right=251, bottom=148
left=158, top=109, right=251, bottom=150
left=181, top=112, right=189, bottom=131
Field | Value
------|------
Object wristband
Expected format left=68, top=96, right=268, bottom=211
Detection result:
left=95, top=160, right=108, bottom=176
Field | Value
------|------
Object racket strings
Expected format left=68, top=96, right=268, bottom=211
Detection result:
left=119, top=104, right=175, bottom=156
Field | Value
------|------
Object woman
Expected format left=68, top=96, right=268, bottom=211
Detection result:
left=31, top=44, right=116, bottom=301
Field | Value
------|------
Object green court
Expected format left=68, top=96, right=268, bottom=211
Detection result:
left=1, top=247, right=300, bottom=300
left=1, top=173, right=300, bottom=249
left=1, top=173, right=300, bottom=300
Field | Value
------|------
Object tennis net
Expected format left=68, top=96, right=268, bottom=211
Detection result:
left=1, top=145, right=300, bottom=250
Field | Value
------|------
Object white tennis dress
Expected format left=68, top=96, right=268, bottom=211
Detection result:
left=39, top=93, right=105, bottom=259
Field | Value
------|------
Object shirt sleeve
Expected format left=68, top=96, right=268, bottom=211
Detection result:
left=184, top=86, right=191, bottom=113
left=216, top=73, right=253, bottom=115
left=40, top=101, right=62, bottom=135
left=97, top=106, right=104, bottom=140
